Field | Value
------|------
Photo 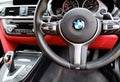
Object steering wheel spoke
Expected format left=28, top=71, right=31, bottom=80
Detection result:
left=69, top=43, right=88, bottom=69
left=102, top=20, right=120, bottom=34
left=41, top=21, right=59, bottom=35
left=42, top=15, right=63, bottom=22
left=38, top=15, right=62, bottom=35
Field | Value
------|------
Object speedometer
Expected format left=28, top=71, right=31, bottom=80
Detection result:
left=82, top=0, right=99, bottom=13
left=63, top=0, right=79, bottom=13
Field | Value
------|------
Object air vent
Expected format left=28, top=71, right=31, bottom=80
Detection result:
left=5, top=7, right=20, bottom=16
left=28, top=7, right=36, bottom=16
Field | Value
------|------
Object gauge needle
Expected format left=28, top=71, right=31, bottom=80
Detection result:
left=88, top=6, right=93, bottom=10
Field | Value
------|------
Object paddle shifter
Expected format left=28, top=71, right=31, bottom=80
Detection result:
left=4, top=51, right=16, bottom=73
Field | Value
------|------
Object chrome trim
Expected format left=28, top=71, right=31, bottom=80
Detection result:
left=73, top=44, right=83, bottom=65
left=17, top=59, right=31, bottom=62
left=16, top=50, right=42, bottom=54
left=0, top=16, right=33, bottom=19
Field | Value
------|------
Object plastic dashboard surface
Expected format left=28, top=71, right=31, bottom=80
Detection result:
left=0, top=20, right=118, bottom=53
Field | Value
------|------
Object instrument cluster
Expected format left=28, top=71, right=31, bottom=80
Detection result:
left=82, top=0, right=99, bottom=13
left=51, top=0, right=100, bottom=15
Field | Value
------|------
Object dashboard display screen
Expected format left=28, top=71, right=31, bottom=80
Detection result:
left=13, top=0, right=39, bottom=5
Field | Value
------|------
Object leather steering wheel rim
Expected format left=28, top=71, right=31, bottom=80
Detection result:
left=34, top=0, right=120, bottom=70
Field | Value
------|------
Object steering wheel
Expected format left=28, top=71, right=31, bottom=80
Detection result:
left=34, top=0, right=120, bottom=70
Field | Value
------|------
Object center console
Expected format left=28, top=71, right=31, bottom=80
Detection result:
left=0, top=51, right=44, bottom=82
left=0, top=0, right=48, bottom=82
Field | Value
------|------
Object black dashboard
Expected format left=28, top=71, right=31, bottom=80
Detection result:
left=13, top=0, right=38, bottom=5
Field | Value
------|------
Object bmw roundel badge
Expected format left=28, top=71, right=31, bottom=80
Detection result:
left=73, top=19, right=85, bottom=30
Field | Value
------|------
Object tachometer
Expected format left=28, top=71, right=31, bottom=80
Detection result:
left=82, top=0, right=99, bottom=13
left=63, top=0, right=79, bottom=13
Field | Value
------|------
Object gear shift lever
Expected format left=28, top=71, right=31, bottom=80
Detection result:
left=4, top=51, right=16, bottom=73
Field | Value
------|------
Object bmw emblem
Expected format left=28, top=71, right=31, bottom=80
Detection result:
left=73, top=19, right=85, bottom=30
